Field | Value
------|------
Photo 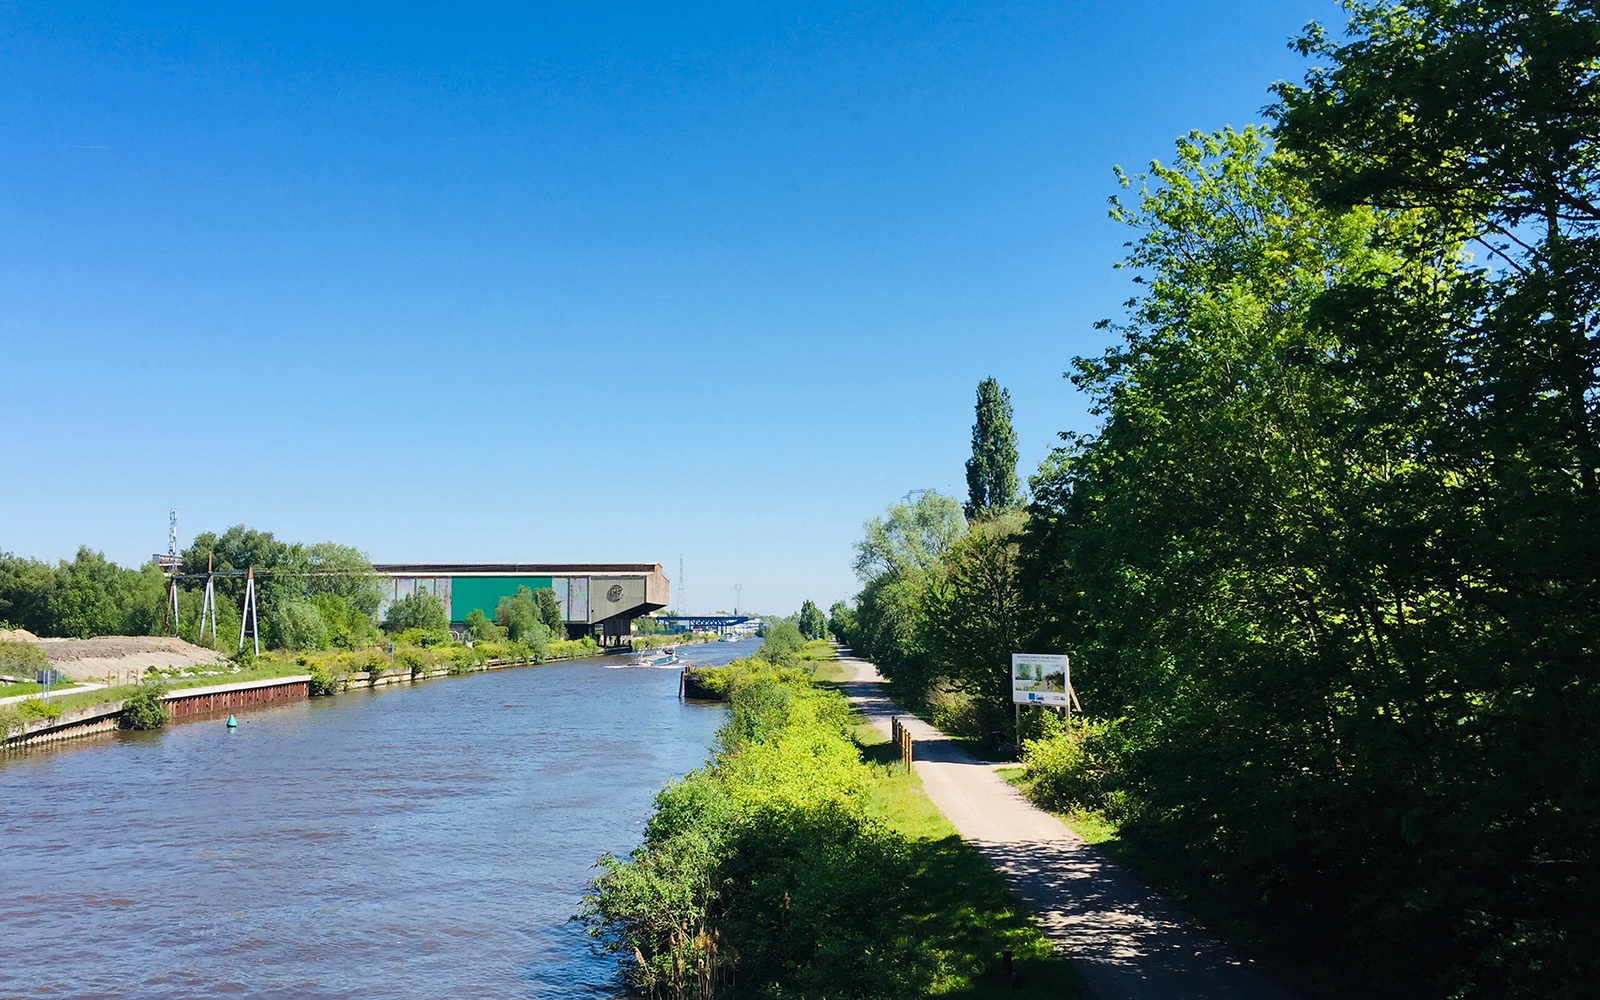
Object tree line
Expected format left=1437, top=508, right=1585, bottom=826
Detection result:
left=6, top=525, right=408, bottom=653
left=840, top=3, right=1600, bottom=997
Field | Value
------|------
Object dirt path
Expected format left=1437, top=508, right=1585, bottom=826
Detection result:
left=0, top=630, right=227, bottom=683
left=837, top=648, right=1297, bottom=1000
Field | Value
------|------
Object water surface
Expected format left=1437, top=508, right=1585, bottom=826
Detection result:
left=0, top=639, right=755, bottom=999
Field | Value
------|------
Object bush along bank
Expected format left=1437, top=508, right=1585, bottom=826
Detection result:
left=272, top=634, right=603, bottom=696
left=3, top=633, right=606, bottom=746
left=581, top=655, right=1075, bottom=1000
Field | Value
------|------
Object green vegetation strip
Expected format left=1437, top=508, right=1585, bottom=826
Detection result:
left=3, top=635, right=607, bottom=743
left=584, top=649, right=1081, bottom=999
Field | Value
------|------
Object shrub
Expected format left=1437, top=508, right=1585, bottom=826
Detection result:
left=1021, top=714, right=1125, bottom=818
left=447, top=645, right=480, bottom=674
left=0, top=639, right=48, bottom=674
left=583, top=657, right=925, bottom=997
left=549, top=636, right=599, bottom=660
left=0, top=705, right=24, bottom=740
left=120, top=683, right=171, bottom=730
left=494, top=586, right=544, bottom=643
left=307, top=663, right=339, bottom=696
left=17, top=696, right=62, bottom=720
left=308, top=592, right=377, bottom=649
left=757, top=621, right=806, bottom=668
left=533, top=587, right=564, bottom=632
left=383, top=591, right=448, bottom=633
left=393, top=648, right=425, bottom=676
left=271, top=599, right=330, bottom=651
left=392, top=626, right=453, bottom=648
left=464, top=608, right=503, bottom=642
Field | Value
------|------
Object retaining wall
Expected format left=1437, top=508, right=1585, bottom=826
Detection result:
left=162, top=677, right=311, bottom=719
left=4, top=675, right=312, bottom=747
left=5, top=649, right=605, bottom=749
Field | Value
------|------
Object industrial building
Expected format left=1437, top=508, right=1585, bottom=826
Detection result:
left=371, top=563, right=668, bottom=644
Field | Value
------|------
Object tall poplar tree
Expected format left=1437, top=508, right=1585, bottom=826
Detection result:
left=963, top=377, right=1019, bottom=518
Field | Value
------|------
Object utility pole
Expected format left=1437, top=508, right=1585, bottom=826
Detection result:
left=237, top=566, right=260, bottom=656
left=197, top=552, right=221, bottom=648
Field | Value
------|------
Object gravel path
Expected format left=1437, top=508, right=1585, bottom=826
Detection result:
left=837, top=648, right=1298, bottom=1000
left=0, top=683, right=106, bottom=707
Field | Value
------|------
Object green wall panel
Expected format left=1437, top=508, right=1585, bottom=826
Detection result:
left=449, top=576, right=553, bottom=624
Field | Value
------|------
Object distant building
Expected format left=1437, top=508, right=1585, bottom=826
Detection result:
left=372, top=563, right=668, bottom=645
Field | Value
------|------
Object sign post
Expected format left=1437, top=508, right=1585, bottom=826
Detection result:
left=1011, top=652, right=1077, bottom=724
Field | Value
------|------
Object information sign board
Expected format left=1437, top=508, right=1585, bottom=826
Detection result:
left=1011, top=653, right=1071, bottom=706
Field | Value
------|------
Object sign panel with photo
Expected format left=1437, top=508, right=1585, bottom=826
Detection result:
left=1011, top=652, right=1072, bottom=706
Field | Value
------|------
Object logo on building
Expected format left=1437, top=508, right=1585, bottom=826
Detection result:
left=606, top=584, right=624, bottom=603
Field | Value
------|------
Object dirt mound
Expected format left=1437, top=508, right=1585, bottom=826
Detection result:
left=17, top=635, right=229, bottom=682
left=0, top=628, right=41, bottom=642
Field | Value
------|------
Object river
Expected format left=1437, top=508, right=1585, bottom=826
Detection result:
left=0, top=639, right=756, bottom=999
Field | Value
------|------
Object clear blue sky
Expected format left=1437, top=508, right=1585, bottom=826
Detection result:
left=2, top=0, right=1333, bottom=615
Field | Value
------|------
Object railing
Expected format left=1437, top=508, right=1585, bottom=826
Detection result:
left=890, top=716, right=914, bottom=770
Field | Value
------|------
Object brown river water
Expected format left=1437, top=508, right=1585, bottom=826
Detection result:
left=0, top=639, right=754, bottom=999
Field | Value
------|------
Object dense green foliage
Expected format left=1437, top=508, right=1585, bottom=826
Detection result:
left=0, top=547, right=167, bottom=638
left=494, top=585, right=551, bottom=656
left=0, top=638, right=48, bottom=675
left=847, top=491, right=966, bottom=692
left=753, top=620, right=805, bottom=668
left=964, top=377, right=1020, bottom=518
left=464, top=607, right=504, bottom=642
left=384, top=591, right=449, bottom=634
left=583, top=658, right=890, bottom=997
left=583, top=658, right=1070, bottom=999
left=795, top=599, right=827, bottom=640
left=844, top=6, right=1600, bottom=994
left=120, top=683, right=171, bottom=730
left=825, top=600, right=855, bottom=643
left=307, top=592, right=379, bottom=649
left=272, top=599, right=330, bottom=651
left=1, top=526, right=384, bottom=652
left=534, top=586, right=564, bottom=633
left=178, top=527, right=383, bottom=649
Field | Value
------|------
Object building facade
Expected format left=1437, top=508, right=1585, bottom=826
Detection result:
left=371, top=563, right=669, bottom=643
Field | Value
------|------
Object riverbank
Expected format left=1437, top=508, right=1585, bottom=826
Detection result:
left=593, top=643, right=1082, bottom=997
left=629, top=631, right=721, bottom=652
left=0, top=653, right=729, bottom=998
left=1, top=635, right=611, bottom=748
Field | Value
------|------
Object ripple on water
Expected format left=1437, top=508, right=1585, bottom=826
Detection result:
left=0, top=643, right=756, bottom=999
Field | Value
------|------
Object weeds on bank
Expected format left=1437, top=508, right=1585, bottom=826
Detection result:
left=587, top=653, right=1082, bottom=999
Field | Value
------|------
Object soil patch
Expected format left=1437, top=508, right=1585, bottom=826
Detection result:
left=0, top=631, right=227, bottom=682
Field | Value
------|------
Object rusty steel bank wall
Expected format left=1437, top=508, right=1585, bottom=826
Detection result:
left=3, top=676, right=315, bottom=748
left=2, top=652, right=595, bottom=749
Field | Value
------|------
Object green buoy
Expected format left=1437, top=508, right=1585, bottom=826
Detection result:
left=226, top=715, right=237, bottom=728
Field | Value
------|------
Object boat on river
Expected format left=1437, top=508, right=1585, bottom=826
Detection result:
left=627, top=646, right=682, bottom=668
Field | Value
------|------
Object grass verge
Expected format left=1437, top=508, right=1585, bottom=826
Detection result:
left=855, top=717, right=1084, bottom=997
left=1, top=681, right=81, bottom=699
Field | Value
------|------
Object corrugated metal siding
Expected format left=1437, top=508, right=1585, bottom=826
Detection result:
left=448, top=576, right=554, bottom=624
